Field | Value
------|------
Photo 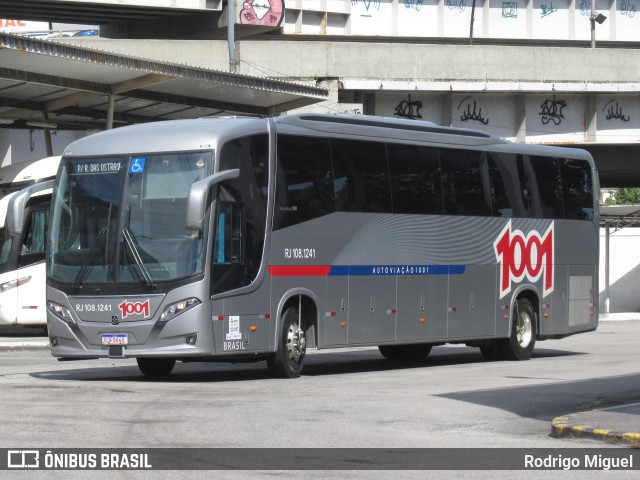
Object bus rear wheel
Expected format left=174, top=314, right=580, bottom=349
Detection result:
left=267, top=306, right=306, bottom=378
left=498, top=297, right=537, bottom=360
left=137, top=358, right=176, bottom=377
left=378, top=343, right=432, bottom=362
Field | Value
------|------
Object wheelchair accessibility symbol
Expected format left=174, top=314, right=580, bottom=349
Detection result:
left=129, top=157, right=146, bottom=174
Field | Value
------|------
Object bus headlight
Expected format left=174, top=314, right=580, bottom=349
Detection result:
left=159, top=298, right=201, bottom=323
left=0, top=276, right=31, bottom=293
left=47, top=301, right=76, bottom=325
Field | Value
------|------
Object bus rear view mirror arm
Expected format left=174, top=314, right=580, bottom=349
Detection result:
left=186, top=169, right=240, bottom=230
left=7, top=180, right=54, bottom=236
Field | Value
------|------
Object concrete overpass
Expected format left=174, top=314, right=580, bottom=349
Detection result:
left=58, top=37, right=640, bottom=188
left=2, top=1, right=640, bottom=187
left=0, top=0, right=275, bottom=39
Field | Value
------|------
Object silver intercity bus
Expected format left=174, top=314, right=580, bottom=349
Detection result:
left=44, top=114, right=599, bottom=377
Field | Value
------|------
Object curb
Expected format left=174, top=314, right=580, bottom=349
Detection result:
left=0, top=342, right=49, bottom=349
left=551, top=415, right=640, bottom=448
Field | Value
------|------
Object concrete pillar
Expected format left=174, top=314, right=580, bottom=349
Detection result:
left=516, top=94, right=526, bottom=143
left=586, top=94, right=597, bottom=142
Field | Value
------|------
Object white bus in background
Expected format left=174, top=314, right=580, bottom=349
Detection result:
left=0, top=156, right=60, bottom=328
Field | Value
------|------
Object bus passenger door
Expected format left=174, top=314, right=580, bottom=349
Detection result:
left=211, top=201, right=270, bottom=352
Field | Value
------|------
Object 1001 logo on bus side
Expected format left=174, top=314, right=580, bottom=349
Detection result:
left=494, top=221, right=554, bottom=299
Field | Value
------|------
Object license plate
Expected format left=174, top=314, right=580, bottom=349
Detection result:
left=101, top=334, right=128, bottom=345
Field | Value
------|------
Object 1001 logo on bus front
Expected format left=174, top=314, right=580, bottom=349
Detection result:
left=493, top=221, right=554, bottom=299
left=118, top=300, right=150, bottom=319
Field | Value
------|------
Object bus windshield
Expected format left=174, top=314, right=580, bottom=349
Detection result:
left=47, top=152, right=211, bottom=287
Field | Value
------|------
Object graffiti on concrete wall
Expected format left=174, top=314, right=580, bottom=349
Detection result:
left=539, top=95, right=567, bottom=125
left=620, top=0, right=637, bottom=18
left=458, top=96, right=489, bottom=125
left=502, top=2, right=518, bottom=18
left=352, top=0, right=381, bottom=15
left=394, top=95, right=423, bottom=119
left=447, top=0, right=467, bottom=12
left=404, top=0, right=425, bottom=11
left=578, top=0, right=590, bottom=16
left=540, top=2, right=558, bottom=17
left=603, top=100, right=631, bottom=122
left=240, top=0, right=285, bottom=27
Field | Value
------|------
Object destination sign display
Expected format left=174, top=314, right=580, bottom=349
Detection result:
left=72, top=161, right=123, bottom=175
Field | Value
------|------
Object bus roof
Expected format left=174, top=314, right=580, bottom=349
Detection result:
left=63, top=117, right=268, bottom=157
left=60, top=114, right=593, bottom=163
left=0, top=156, right=61, bottom=187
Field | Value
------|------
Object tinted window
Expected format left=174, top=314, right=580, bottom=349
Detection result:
left=487, top=153, right=522, bottom=218
left=388, top=143, right=443, bottom=215
left=440, top=148, right=492, bottom=216
left=22, top=209, right=48, bottom=254
left=274, top=135, right=334, bottom=230
left=561, top=158, right=594, bottom=220
left=332, top=139, right=392, bottom=213
left=0, top=227, right=12, bottom=266
left=528, top=156, right=564, bottom=219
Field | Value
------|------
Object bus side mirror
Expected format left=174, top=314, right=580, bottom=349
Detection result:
left=7, top=180, right=54, bottom=236
left=186, top=169, right=240, bottom=230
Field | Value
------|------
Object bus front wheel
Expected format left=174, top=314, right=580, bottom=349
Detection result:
left=137, top=358, right=176, bottom=377
left=267, top=306, right=306, bottom=378
left=498, top=298, right=537, bottom=360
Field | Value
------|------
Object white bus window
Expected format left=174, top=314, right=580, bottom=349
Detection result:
left=0, top=228, right=11, bottom=266
left=22, top=209, right=48, bottom=254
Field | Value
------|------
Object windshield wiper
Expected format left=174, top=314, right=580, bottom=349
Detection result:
left=72, top=227, right=107, bottom=292
left=122, top=227, right=156, bottom=290
left=71, top=203, right=112, bottom=293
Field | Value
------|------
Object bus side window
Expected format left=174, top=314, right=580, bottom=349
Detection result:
left=516, top=154, right=532, bottom=217
left=274, top=135, right=334, bottom=229
left=440, top=148, right=492, bottom=217
left=213, top=202, right=242, bottom=265
left=561, top=158, right=594, bottom=220
left=487, top=153, right=519, bottom=218
left=18, top=208, right=48, bottom=268
left=528, top=155, right=564, bottom=219
left=332, top=139, right=391, bottom=214
left=388, top=143, right=443, bottom=215
left=211, top=202, right=245, bottom=295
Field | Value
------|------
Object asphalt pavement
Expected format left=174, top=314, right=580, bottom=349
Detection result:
left=1, top=313, right=639, bottom=448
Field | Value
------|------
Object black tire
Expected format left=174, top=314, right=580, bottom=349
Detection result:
left=497, top=297, right=537, bottom=360
left=267, top=306, right=306, bottom=378
left=378, top=343, right=432, bottom=362
left=137, top=358, right=176, bottom=377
